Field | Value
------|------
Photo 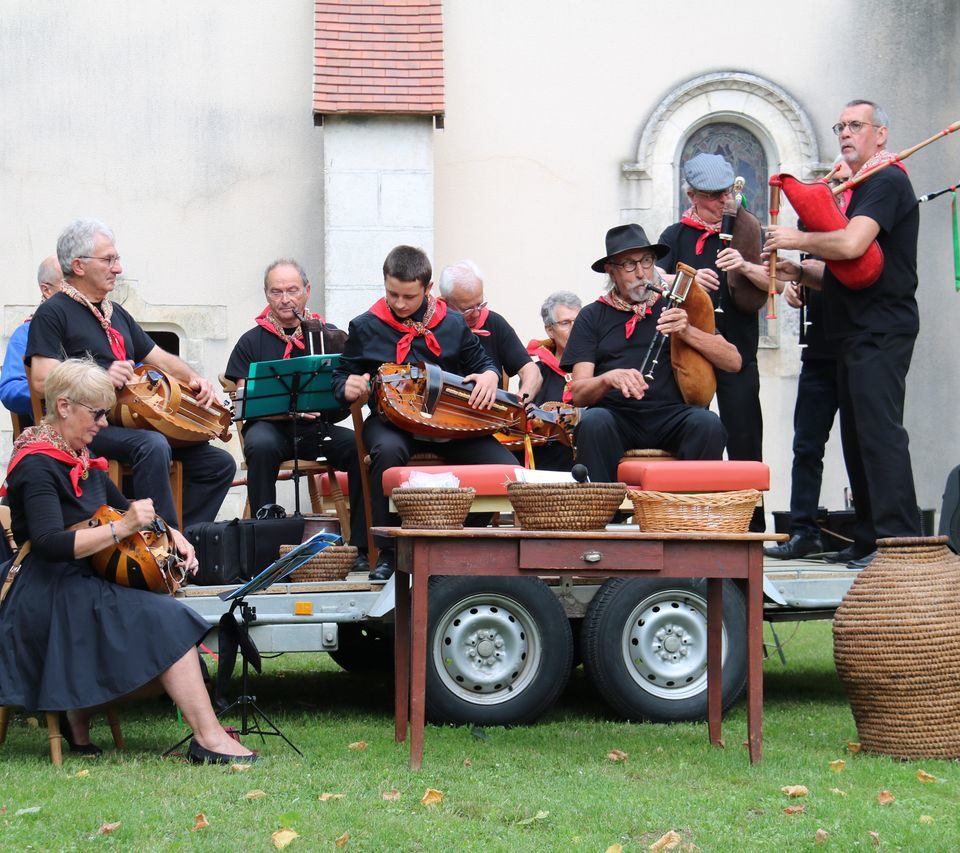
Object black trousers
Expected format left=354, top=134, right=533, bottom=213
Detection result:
left=788, top=358, right=839, bottom=537
left=511, top=441, right=575, bottom=473
left=716, top=358, right=762, bottom=463
left=574, top=404, right=727, bottom=483
left=364, top=416, right=517, bottom=554
left=90, top=425, right=235, bottom=529
left=837, top=331, right=920, bottom=552
left=241, top=419, right=366, bottom=549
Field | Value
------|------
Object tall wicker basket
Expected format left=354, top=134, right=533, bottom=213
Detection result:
left=832, top=536, right=960, bottom=759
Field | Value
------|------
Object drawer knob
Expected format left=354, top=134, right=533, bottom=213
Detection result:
left=582, top=550, right=602, bottom=563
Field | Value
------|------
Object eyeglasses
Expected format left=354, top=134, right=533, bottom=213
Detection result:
left=267, top=287, right=305, bottom=300
left=832, top=121, right=882, bottom=136
left=460, top=300, right=488, bottom=317
left=70, top=400, right=110, bottom=421
left=695, top=188, right=733, bottom=200
left=608, top=256, right=656, bottom=273
left=549, top=318, right=575, bottom=329
left=78, top=255, right=121, bottom=267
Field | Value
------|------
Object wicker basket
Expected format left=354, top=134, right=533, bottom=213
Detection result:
left=628, top=489, right=760, bottom=533
left=507, top=482, right=626, bottom=530
left=833, top=536, right=960, bottom=759
left=391, top=487, right=476, bottom=529
left=279, top=544, right=357, bottom=582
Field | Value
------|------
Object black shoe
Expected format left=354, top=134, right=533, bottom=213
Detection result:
left=187, top=738, right=258, bottom=765
left=369, top=555, right=395, bottom=582
left=59, top=712, right=102, bottom=756
left=847, top=551, right=877, bottom=571
left=351, top=552, right=370, bottom=574
left=764, top=533, right=823, bottom=560
left=825, top=544, right=867, bottom=564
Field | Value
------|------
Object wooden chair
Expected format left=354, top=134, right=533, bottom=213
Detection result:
left=219, top=376, right=349, bottom=531
left=9, top=411, right=26, bottom=440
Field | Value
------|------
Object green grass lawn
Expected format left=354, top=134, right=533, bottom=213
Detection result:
left=1, top=621, right=958, bottom=851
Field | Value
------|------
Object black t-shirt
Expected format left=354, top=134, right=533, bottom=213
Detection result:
left=799, top=287, right=838, bottom=361
left=331, top=299, right=498, bottom=404
left=822, top=166, right=919, bottom=339
left=561, top=298, right=683, bottom=413
left=658, top=222, right=760, bottom=359
left=474, top=310, right=533, bottom=377
left=534, top=361, right=567, bottom=406
left=25, top=292, right=156, bottom=367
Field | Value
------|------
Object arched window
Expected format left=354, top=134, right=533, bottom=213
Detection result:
left=677, top=123, right=768, bottom=225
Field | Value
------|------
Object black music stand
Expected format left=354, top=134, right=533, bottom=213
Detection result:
left=163, top=531, right=340, bottom=758
left=236, top=355, right=342, bottom=517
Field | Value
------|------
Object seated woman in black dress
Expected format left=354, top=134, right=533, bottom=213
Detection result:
left=0, top=358, right=255, bottom=764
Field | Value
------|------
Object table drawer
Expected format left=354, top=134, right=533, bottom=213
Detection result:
left=518, top=538, right=664, bottom=572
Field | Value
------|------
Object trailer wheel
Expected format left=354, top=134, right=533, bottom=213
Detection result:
left=328, top=623, right=394, bottom=673
left=427, top=576, right=573, bottom=725
left=581, top=578, right=746, bottom=722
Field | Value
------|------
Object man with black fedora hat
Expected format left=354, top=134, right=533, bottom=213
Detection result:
left=659, top=152, right=767, bottom=529
left=561, top=223, right=741, bottom=483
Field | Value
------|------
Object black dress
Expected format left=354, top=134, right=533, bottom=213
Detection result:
left=0, top=454, right=209, bottom=711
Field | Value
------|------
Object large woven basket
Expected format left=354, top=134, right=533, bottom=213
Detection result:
left=628, top=489, right=759, bottom=533
left=391, top=487, right=475, bottom=529
left=279, top=544, right=357, bottom=582
left=833, top=536, right=960, bottom=759
left=507, top=482, right=626, bottom=530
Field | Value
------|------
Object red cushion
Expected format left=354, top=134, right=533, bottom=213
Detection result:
left=382, top=464, right=521, bottom=496
left=616, top=460, right=769, bottom=492
left=314, top=471, right=349, bottom=495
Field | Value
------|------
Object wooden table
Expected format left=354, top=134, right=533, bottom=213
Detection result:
left=376, top=526, right=773, bottom=769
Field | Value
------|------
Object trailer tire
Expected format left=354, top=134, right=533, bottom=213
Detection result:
left=426, top=576, right=573, bottom=725
left=328, top=623, right=395, bottom=673
left=581, top=577, right=746, bottom=722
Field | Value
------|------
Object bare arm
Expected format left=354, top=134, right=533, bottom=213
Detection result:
left=568, top=362, right=647, bottom=407
left=516, top=362, right=543, bottom=402
left=659, top=308, right=742, bottom=373
left=765, top=215, right=880, bottom=261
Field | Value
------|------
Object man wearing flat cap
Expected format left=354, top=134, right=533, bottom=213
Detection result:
left=561, top=224, right=742, bottom=482
left=658, top=153, right=767, bottom=528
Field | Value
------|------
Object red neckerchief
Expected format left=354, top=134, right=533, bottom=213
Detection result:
left=833, top=151, right=908, bottom=213
left=469, top=305, right=492, bottom=337
left=255, top=307, right=325, bottom=359
left=60, top=283, right=127, bottom=361
left=1, top=425, right=109, bottom=497
left=526, top=339, right=572, bottom=403
left=597, top=290, right=658, bottom=340
left=369, top=295, right=447, bottom=362
left=679, top=206, right=721, bottom=255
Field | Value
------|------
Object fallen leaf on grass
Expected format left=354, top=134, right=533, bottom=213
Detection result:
left=25, top=716, right=38, bottom=728
left=781, top=785, right=808, bottom=798
left=607, top=748, right=628, bottom=762
left=382, top=790, right=401, bottom=801
left=272, top=828, right=299, bottom=849
left=783, top=805, right=806, bottom=815
left=319, top=793, right=345, bottom=802
left=916, top=769, right=937, bottom=783
left=877, top=790, right=895, bottom=805
left=919, top=815, right=934, bottom=825
left=348, top=741, right=367, bottom=751
left=421, top=788, right=444, bottom=806
left=192, top=813, right=209, bottom=832
left=335, top=831, right=349, bottom=847
left=815, top=829, right=828, bottom=843
left=230, top=761, right=252, bottom=772
left=98, top=821, right=121, bottom=835
left=16, top=806, right=41, bottom=816
left=847, top=741, right=861, bottom=753
left=650, top=829, right=681, bottom=851
left=463, top=757, right=473, bottom=767
left=868, top=830, right=880, bottom=847
left=75, top=769, right=90, bottom=779
left=829, top=787, right=847, bottom=797
left=515, top=810, right=549, bottom=826
left=0, top=806, right=6, bottom=815
left=245, top=789, right=267, bottom=800
left=606, top=845, right=623, bottom=853
left=829, top=759, right=845, bottom=772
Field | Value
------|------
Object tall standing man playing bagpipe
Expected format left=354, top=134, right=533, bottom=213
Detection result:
left=658, top=154, right=767, bottom=529
left=26, top=218, right=235, bottom=529
left=224, top=259, right=365, bottom=549
left=564, top=225, right=741, bottom=484
left=765, top=100, right=922, bottom=568
left=332, top=245, right=517, bottom=581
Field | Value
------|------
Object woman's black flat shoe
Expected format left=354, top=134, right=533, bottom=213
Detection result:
left=187, top=738, right=258, bottom=765
left=59, top=712, right=103, bottom=755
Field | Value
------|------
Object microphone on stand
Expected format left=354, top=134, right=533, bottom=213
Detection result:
left=571, top=464, right=590, bottom=484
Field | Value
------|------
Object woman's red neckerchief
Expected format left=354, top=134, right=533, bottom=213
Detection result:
left=255, top=307, right=325, bottom=359
left=597, top=287, right=659, bottom=339
left=526, top=339, right=572, bottom=403
left=679, top=206, right=721, bottom=255
left=0, top=423, right=109, bottom=498
left=60, top=282, right=127, bottom=361
left=369, top=295, right=447, bottom=362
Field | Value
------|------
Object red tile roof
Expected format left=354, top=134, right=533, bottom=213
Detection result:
left=314, top=1, right=444, bottom=116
